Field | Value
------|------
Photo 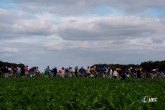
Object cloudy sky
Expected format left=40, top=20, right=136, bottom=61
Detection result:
left=0, top=0, right=165, bottom=71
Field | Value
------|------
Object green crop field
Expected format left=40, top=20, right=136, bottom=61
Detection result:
left=0, top=78, right=165, bottom=110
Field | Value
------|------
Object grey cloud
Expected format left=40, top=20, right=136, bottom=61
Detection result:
left=1, top=30, right=165, bottom=70
left=14, top=0, right=165, bottom=14
left=57, top=17, right=165, bottom=41
left=0, top=9, right=19, bottom=23
left=1, top=8, right=165, bottom=50
left=1, top=0, right=165, bottom=69
left=12, top=20, right=53, bottom=36
left=0, top=10, right=19, bottom=38
left=0, top=9, right=29, bottom=40
left=0, top=9, right=55, bottom=40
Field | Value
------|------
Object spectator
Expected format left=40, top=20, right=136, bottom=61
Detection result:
left=24, top=66, right=29, bottom=77
left=52, top=67, right=57, bottom=77
left=17, top=67, right=21, bottom=77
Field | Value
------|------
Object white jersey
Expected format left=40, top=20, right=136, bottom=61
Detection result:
left=113, top=71, right=118, bottom=76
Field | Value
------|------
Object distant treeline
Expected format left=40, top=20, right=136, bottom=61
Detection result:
left=0, top=61, right=25, bottom=73
left=140, top=60, right=165, bottom=72
left=93, top=60, right=165, bottom=72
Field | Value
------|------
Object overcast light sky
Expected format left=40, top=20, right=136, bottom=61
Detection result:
left=0, top=0, right=165, bottom=71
